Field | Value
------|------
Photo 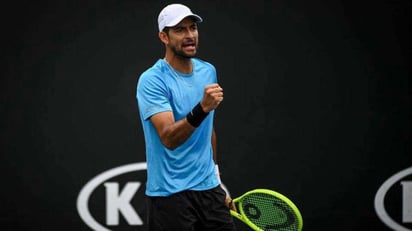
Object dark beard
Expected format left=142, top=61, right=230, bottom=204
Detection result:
left=171, top=46, right=196, bottom=59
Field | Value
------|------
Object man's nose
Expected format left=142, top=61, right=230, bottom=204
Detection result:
left=185, top=29, right=195, bottom=38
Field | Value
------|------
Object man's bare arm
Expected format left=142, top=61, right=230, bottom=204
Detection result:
left=150, top=111, right=195, bottom=150
left=150, top=84, right=223, bottom=150
left=212, top=128, right=217, bottom=163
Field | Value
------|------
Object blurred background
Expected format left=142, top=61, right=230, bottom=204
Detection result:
left=1, top=0, right=411, bottom=230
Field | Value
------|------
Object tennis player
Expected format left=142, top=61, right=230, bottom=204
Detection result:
left=136, top=3, right=236, bottom=231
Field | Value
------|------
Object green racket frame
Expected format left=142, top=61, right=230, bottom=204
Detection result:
left=230, top=189, right=303, bottom=231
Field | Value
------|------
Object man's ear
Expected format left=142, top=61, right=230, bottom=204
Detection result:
left=158, top=31, right=169, bottom=44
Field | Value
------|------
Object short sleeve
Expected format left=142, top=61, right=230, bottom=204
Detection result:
left=137, top=72, right=172, bottom=120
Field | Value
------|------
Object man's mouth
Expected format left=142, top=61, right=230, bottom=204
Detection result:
left=182, top=43, right=196, bottom=49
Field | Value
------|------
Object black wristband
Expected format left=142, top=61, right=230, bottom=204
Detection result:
left=186, top=103, right=209, bottom=127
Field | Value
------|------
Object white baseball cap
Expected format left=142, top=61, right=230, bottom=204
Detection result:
left=158, top=4, right=203, bottom=32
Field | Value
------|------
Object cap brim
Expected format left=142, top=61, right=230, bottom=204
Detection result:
left=164, top=13, right=203, bottom=28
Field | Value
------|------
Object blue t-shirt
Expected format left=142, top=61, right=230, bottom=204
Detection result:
left=136, top=58, right=219, bottom=196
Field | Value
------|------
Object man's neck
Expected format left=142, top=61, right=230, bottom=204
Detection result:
left=164, top=56, right=193, bottom=74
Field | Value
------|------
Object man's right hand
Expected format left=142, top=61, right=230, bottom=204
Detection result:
left=200, top=83, right=224, bottom=112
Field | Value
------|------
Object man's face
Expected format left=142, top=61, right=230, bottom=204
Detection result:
left=165, top=17, right=199, bottom=59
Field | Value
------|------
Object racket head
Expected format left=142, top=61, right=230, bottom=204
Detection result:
left=231, top=189, right=303, bottom=231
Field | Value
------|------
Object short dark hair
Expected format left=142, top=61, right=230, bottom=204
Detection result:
left=162, top=27, right=170, bottom=34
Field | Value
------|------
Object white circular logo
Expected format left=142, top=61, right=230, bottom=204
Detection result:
left=77, top=162, right=147, bottom=231
left=375, top=166, right=412, bottom=231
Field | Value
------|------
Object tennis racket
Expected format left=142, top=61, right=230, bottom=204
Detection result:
left=230, top=189, right=303, bottom=231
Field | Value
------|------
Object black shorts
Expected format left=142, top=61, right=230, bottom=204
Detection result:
left=146, top=186, right=236, bottom=231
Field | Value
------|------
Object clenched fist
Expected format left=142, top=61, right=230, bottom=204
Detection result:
left=200, top=83, right=224, bottom=113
